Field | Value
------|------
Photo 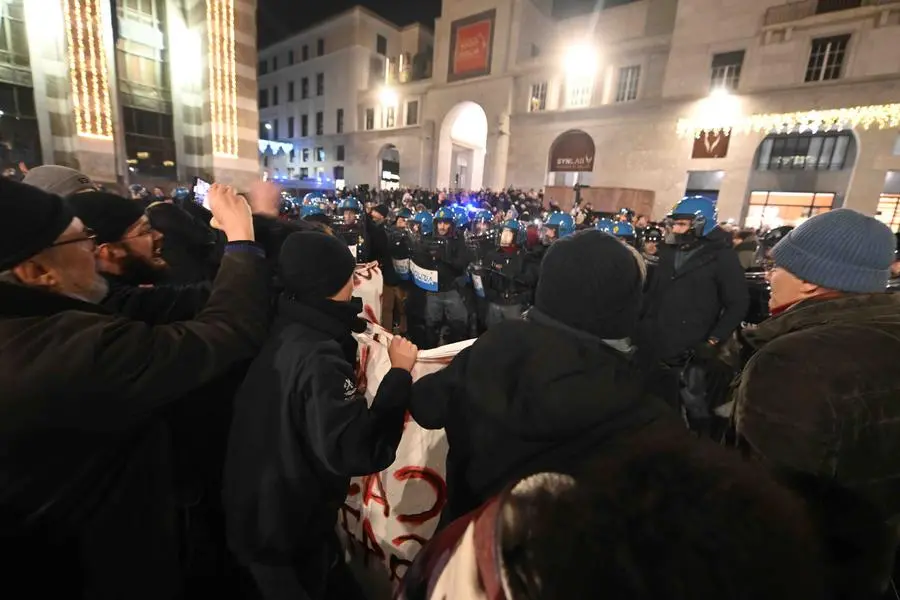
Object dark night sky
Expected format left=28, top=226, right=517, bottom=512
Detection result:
left=257, top=0, right=442, bottom=45
left=256, top=0, right=603, bottom=46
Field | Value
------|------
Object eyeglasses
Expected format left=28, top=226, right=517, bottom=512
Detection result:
left=50, top=228, right=97, bottom=248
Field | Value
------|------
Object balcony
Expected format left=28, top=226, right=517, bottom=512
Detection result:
left=764, top=0, right=899, bottom=27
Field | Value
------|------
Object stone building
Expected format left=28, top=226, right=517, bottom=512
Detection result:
left=1, top=0, right=259, bottom=189
left=258, top=0, right=900, bottom=228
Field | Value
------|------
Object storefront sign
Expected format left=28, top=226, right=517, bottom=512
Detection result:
left=448, top=10, right=496, bottom=82
left=692, top=130, right=731, bottom=159
left=548, top=130, right=596, bottom=172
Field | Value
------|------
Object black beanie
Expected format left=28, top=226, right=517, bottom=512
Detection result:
left=280, top=231, right=356, bottom=300
left=535, top=230, right=642, bottom=340
left=0, top=178, right=74, bottom=271
left=372, top=204, right=389, bottom=219
left=67, top=191, right=146, bottom=244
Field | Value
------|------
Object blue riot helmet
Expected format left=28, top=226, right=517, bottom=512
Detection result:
left=612, top=221, right=635, bottom=238
left=303, top=191, right=326, bottom=206
left=667, top=195, right=718, bottom=244
left=434, top=206, right=456, bottom=237
left=619, top=207, right=636, bottom=223
left=301, top=204, right=330, bottom=225
left=595, top=218, right=617, bottom=235
left=338, top=196, right=363, bottom=213
left=499, top=219, right=525, bottom=247
left=471, top=210, right=494, bottom=237
left=451, top=205, right=470, bottom=230
left=410, top=211, right=434, bottom=237
left=397, top=207, right=413, bottom=219
left=544, top=212, right=576, bottom=241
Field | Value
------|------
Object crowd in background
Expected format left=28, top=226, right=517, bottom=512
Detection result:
left=1, top=166, right=900, bottom=600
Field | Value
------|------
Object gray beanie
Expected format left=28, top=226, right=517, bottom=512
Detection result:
left=23, top=165, right=97, bottom=198
left=771, top=208, right=895, bottom=293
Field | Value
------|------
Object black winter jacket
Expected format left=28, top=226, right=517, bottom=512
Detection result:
left=410, top=308, right=683, bottom=525
left=638, top=230, right=749, bottom=362
left=223, top=297, right=411, bottom=564
left=410, top=234, right=471, bottom=293
left=0, top=250, right=270, bottom=599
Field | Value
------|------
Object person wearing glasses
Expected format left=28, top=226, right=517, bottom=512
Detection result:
left=0, top=179, right=270, bottom=599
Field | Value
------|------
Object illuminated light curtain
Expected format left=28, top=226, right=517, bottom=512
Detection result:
left=62, top=0, right=114, bottom=139
left=206, top=0, right=238, bottom=157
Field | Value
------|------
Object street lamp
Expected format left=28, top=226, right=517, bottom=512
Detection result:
left=264, top=122, right=272, bottom=130
left=379, top=86, right=398, bottom=107
left=563, top=42, right=598, bottom=78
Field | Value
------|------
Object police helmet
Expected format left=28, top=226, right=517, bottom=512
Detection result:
left=303, top=192, right=326, bottom=206
left=612, top=221, right=636, bottom=238
left=411, top=211, right=434, bottom=236
left=668, top=196, right=718, bottom=238
left=434, top=206, right=455, bottom=224
left=301, top=204, right=326, bottom=220
left=545, top=212, right=576, bottom=238
left=472, top=209, right=493, bottom=224
left=172, top=187, right=191, bottom=202
left=451, top=205, right=470, bottom=230
left=595, top=218, right=617, bottom=235
left=338, top=197, right=363, bottom=213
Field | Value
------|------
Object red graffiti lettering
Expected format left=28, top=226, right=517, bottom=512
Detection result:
left=392, top=533, right=428, bottom=548
left=394, top=466, right=447, bottom=524
left=355, top=345, right=370, bottom=394
left=347, top=479, right=361, bottom=497
left=364, top=304, right=380, bottom=326
left=363, top=473, right=390, bottom=518
left=337, top=503, right=361, bottom=552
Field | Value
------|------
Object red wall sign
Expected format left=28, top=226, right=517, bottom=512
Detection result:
left=448, top=10, right=496, bottom=82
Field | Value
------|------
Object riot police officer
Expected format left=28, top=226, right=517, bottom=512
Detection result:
left=384, top=208, right=414, bottom=334
left=334, top=196, right=371, bottom=263
left=405, top=211, right=434, bottom=348
left=529, top=212, right=575, bottom=268
left=641, top=225, right=663, bottom=266
left=410, top=206, right=471, bottom=349
left=478, top=220, right=537, bottom=328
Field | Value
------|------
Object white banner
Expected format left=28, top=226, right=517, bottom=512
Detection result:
left=338, top=325, right=473, bottom=597
left=353, top=262, right=384, bottom=326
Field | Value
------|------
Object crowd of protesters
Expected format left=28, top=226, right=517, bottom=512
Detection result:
left=1, top=166, right=899, bottom=600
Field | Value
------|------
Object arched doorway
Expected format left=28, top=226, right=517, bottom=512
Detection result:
left=743, top=130, right=858, bottom=229
left=377, top=144, right=400, bottom=190
left=437, top=101, right=488, bottom=190
left=546, top=129, right=595, bottom=187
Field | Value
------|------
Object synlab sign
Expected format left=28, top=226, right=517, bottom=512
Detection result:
left=548, top=130, right=596, bottom=172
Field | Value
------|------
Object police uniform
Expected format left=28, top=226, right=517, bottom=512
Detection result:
left=480, top=244, right=536, bottom=328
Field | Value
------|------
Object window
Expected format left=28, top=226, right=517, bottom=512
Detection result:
left=301, top=114, right=308, bottom=137
left=805, top=35, right=850, bottom=83
left=336, top=108, right=344, bottom=133
left=744, top=191, right=834, bottom=230
left=406, top=100, right=419, bottom=125
left=385, top=106, right=396, bottom=128
left=365, top=108, right=375, bottom=130
left=615, top=65, right=641, bottom=103
left=302, top=148, right=309, bottom=162
left=287, top=116, right=295, bottom=138
left=258, top=59, right=267, bottom=75
left=317, top=38, right=324, bottom=56
left=289, top=149, right=295, bottom=162
left=876, top=195, right=900, bottom=232
left=118, top=38, right=168, bottom=91
left=336, top=145, right=345, bottom=161
left=259, top=122, right=268, bottom=139
left=302, top=45, right=309, bottom=61
left=288, top=50, right=294, bottom=65
left=530, top=44, right=540, bottom=58
left=529, top=83, right=547, bottom=112
left=710, top=50, right=745, bottom=91
left=316, top=147, right=325, bottom=162
left=334, top=166, right=345, bottom=180
left=566, top=79, right=593, bottom=108
left=300, top=167, right=309, bottom=179
left=288, top=81, right=295, bottom=102
left=258, top=88, right=269, bottom=108
left=376, top=34, right=388, bottom=56
left=756, top=132, right=853, bottom=171
left=316, top=111, right=323, bottom=135
left=272, top=119, right=279, bottom=139
left=0, top=1, right=30, bottom=68
left=272, top=56, right=278, bottom=71
left=301, top=77, right=309, bottom=99
left=316, top=73, right=324, bottom=96
left=272, top=85, right=279, bottom=106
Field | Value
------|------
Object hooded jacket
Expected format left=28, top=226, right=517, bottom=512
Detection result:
left=409, top=309, right=682, bottom=525
left=223, top=296, right=412, bottom=565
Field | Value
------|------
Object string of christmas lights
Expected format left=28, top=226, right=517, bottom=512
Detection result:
left=207, top=0, right=238, bottom=157
left=62, top=0, right=113, bottom=139
left=677, top=103, right=900, bottom=138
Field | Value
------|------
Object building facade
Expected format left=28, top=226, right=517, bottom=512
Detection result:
left=258, top=0, right=900, bottom=230
left=0, top=0, right=259, bottom=189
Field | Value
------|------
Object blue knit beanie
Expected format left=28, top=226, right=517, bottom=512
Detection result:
left=771, top=209, right=895, bottom=293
